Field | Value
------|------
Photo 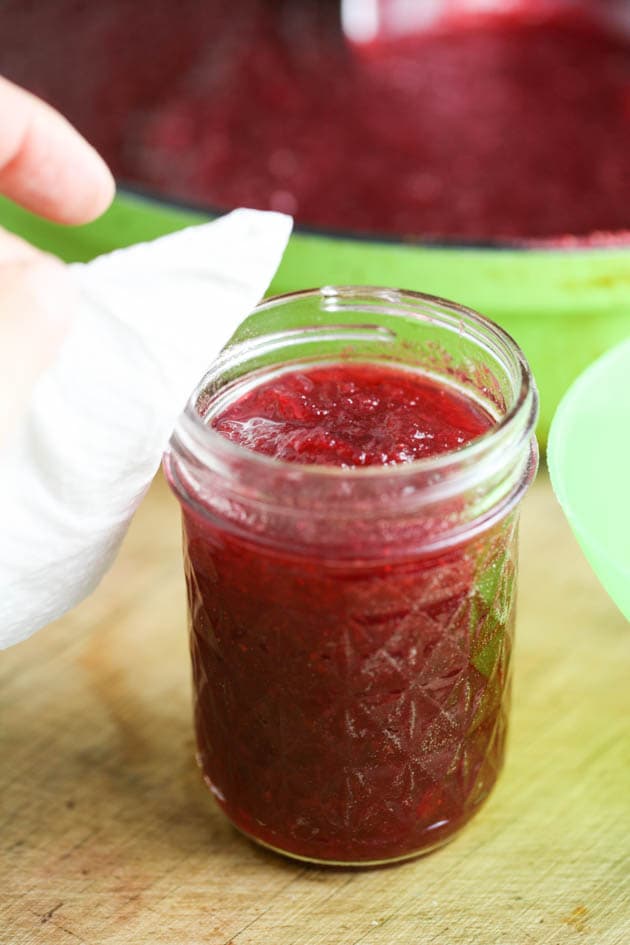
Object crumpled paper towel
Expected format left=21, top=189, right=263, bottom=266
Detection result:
left=0, top=208, right=292, bottom=648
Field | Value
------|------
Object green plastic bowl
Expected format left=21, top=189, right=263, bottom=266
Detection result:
left=2, top=187, right=629, bottom=444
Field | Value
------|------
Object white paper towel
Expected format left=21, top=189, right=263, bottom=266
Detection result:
left=0, top=208, right=292, bottom=647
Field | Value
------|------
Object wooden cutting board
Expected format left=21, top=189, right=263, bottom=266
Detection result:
left=1, top=470, right=628, bottom=945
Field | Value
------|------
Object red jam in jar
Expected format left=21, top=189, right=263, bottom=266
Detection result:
left=165, top=288, right=538, bottom=864
left=212, top=363, right=494, bottom=465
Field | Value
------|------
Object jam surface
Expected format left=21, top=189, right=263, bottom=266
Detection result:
left=179, top=362, right=516, bottom=862
left=2, top=1, right=629, bottom=240
left=212, top=363, right=493, bottom=466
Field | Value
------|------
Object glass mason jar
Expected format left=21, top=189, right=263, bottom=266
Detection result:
left=164, top=287, right=538, bottom=866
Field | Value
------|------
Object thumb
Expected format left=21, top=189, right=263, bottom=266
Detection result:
left=0, top=255, right=76, bottom=445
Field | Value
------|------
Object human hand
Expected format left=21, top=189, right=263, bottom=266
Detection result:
left=0, top=76, right=115, bottom=443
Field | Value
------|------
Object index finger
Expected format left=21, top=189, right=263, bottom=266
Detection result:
left=0, top=76, right=115, bottom=225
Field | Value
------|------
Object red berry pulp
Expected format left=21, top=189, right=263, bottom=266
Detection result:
left=2, top=2, right=629, bottom=241
left=181, top=363, right=517, bottom=863
left=212, top=363, right=493, bottom=465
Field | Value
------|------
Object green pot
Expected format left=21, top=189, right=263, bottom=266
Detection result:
left=2, top=188, right=629, bottom=443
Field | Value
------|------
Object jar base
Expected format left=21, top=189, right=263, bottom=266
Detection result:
left=201, top=773, right=466, bottom=867
left=232, top=822, right=459, bottom=868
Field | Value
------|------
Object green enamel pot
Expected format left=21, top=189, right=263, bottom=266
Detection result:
left=2, top=187, right=629, bottom=444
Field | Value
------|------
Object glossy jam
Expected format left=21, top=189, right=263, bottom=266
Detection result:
left=212, top=363, right=493, bottom=465
left=2, top=2, right=629, bottom=240
left=182, top=363, right=517, bottom=863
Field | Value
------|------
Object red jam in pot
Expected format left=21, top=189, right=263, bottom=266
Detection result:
left=2, top=1, right=629, bottom=241
left=166, top=288, right=538, bottom=864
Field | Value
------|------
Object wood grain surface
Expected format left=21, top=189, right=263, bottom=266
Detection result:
left=1, top=470, right=629, bottom=945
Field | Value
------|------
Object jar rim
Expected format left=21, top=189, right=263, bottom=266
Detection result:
left=172, top=285, right=538, bottom=484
